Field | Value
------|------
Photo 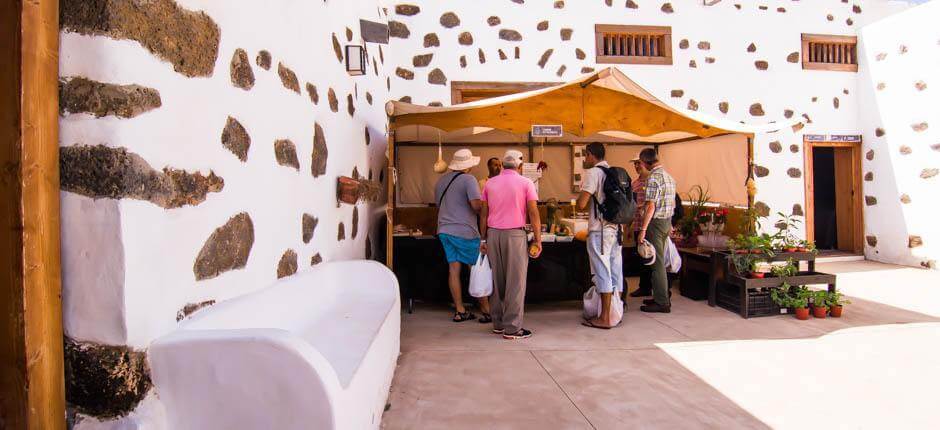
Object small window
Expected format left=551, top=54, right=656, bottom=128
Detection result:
left=801, top=34, right=858, bottom=72
left=595, top=25, right=672, bottom=65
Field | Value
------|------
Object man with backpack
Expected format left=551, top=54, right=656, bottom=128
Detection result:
left=576, top=143, right=635, bottom=329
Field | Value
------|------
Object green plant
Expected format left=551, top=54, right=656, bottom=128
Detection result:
left=770, top=258, right=798, bottom=278
left=826, top=291, right=851, bottom=307
left=771, top=283, right=810, bottom=309
left=800, top=240, right=819, bottom=255
left=773, top=212, right=804, bottom=249
left=678, top=185, right=711, bottom=238
left=811, top=290, right=830, bottom=308
left=730, top=252, right=758, bottom=275
left=739, top=206, right=764, bottom=236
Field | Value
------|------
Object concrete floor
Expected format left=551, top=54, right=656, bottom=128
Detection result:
left=381, top=261, right=940, bottom=429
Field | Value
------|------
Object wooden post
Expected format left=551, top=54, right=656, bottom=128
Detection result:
left=0, top=0, right=66, bottom=428
left=386, top=130, right=396, bottom=269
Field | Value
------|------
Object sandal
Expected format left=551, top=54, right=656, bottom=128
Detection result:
left=453, top=311, right=476, bottom=322
left=581, top=320, right=613, bottom=330
left=478, top=313, right=492, bottom=324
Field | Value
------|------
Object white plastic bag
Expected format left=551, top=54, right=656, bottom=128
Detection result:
left=582, top=286, right=624, bottom=324
left=469, top=255, right=493, bottom=298
left=664, top=238, right=682, bottom=274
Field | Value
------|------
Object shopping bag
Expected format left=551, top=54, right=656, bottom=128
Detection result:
left=664, top=238, right=682, bottom=274
left=582, top=286, right=624, bottom=325
left=469, top=255, right=493, bottom=298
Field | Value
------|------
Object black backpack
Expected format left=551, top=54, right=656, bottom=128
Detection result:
left=592, top=166, right=636, bottom=224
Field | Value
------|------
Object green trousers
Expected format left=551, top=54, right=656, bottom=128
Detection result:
left=644, top=218, right=671, bottom=306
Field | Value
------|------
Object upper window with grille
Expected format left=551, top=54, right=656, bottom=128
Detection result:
left=801, top=34, right=858, bottom=72
left=594, top=25, right=673, bottom=65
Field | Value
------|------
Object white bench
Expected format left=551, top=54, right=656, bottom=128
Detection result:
left=149, top=260, right=400, bottom=430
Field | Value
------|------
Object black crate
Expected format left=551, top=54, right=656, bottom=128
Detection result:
left=715, top=283, right=783, bottom=318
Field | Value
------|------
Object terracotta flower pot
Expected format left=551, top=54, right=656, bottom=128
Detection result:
left=813, top=305, right=829, bottom=318
left=750, top=272, right=765, bottom=279
left=795, top=307, right=810, bottom=320
left=830, top=305, right=843, bottom=318
left=735, top=250, right=748, bottom=254
left=797, top=247, right=808, bottom=252
left=750, top=249, right=763, bottom=254
left=785, top=247, right=798, bottom=253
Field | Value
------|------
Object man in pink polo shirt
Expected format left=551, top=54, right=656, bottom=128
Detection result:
left=480, top=150, right=541, bottom=340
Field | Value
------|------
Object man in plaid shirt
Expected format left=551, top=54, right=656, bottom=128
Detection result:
left=636, top=148, right=676, bottom=313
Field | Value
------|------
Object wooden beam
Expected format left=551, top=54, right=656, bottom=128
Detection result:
left=0, top=0, right=66, bottom=428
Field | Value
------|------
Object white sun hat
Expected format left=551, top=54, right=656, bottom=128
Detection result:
left=638, top=238, right=657, bottom=265
left=448, top=148, right=481, bottom=171
left=502, top=149, right=524, bottom=168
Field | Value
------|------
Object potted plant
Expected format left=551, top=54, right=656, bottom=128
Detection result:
left=811, top=290, right=829, bottom=318
left=769, top=258, right=798, bottom=278
left=827, top=291, right=851, bottom=317
left=773, top=212, right=805, bottom=252
left=771, top=284, right=810, bottom=320
left=730, top=252, right=761, bottom=277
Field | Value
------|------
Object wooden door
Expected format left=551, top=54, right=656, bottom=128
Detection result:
left=833, top=147, right=856, bottom=252
left=803, top=138, right=864, bottom=254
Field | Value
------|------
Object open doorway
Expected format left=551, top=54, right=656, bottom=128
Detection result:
left=803, top=137, right=864, bottom=254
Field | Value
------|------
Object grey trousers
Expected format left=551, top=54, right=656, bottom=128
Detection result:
left=644, top=218, right=672, bottom=306
left=487, top=228, right=529, bottom=334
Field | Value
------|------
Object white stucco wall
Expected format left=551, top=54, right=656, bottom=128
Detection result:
left=59, top=0, right=391, bottom=426
left=857, top=0, right=940, bottom=268
left=385, top=0, right=911, bottom=242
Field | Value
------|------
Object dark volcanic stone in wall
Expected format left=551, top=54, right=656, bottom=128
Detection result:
left=229, top=49, right=255, bottom=90
left=424, top=33, right=440, bottom=47
left=790, top=144, right=799, bottom=153
left=278, top=63, right=300, bottom=94
left=351, top=207, right=360, bottom=239
left=787, top=168, right=802, bottom=178
left=833, top=97, right=840, bottom=109
left=428, top=68, right=447, bottom=85
left=875, top=128, right=885, bottom=137
left=176, top=300, right=215, bottom=321
left=864, top=172, right=873, bottom=181
left=277, top=249, right=298, bottom=279
left=338, top=222, right=346, bottom=240
left=306, top=83, right=319, bottom=104
left=866, top=149, right=874, bottom=161
left=899, top=145, right=912, bottom=155
left=719, top=102, right=729, bottom=114
left=560, top=28, right=573, bottom=41
left=900, top=194, right=911, bottom=204
left=60, top=144, right=223, bottom=209
left=488, top=16, right=501, bottom=26
left=755, top=60, right=768, bottom=70
left=538, top=49, right=554, bottom=68
left=670, top=89, right=684, bottom=98
left=753, top=201, right=770, bottom=217
left=554, top=1, right=565, bottom=8
left=626, top=0, right=638, bottom=8
left=60, top=0, right=220, bottom=77
left=678, top=39, right=689, bottom=49
left=753, top=165, right=769, bottom=177
left=440, top=12, right=460, bottom=28
left=909, top=236, right=923, bottom=248
left=256, top=50, right=272, bottom=70
left=922, top=168, right=939, bottom=179
left=865, top=196, right=877, bottom=206
left=396, top=67, right=415, bottom=80
left=792, top=204, right=803, bottom=216
left=365, top=92, right=373, bottom=105
left=332, top=33, right=344, bottom=62
left=64, top=337, right=151, bottom=419
left=499, top=29, right=522, bottom=41
left=499, top=49, right=508, bottom=60
left=311, top=123, right=328, bottom=178
left=328, top=88, right=339, bottom=112
left=575, top=48, right=586, bottom=60
left=749, top=103, right=765, bottom=116
left=193, top=212, right=254, bottom=280
left=59, top=77, right=161, bottom=118
left=274, top=139, right=299, bottom=170
left=458, top=32, right=474, bottom=45
left=787, top=52, right=799, bottom=63
left=911, top=122, right=928, bottom=132
left=478, top=49, right=486, bottom=64
left=537, top=21, right=549, bottom=31
left=515, top=47, right=521, bottom=59
left=311, top=253, right=323, bottom=266
left=389, top=21, right=410, bottom=39
left=302, top=213, right=318, bottom=243
left=769, top=141, right=782, bottom=153
left=784, top=109, right=794, bottom=119
left=347, top=94, right=355, bottom=116
left=866, top=235, right=878, bottom=247
left=395, top=4, right=420, bottom=15
left=556, top=65, right=566, bottom=77
left=747, top=43, right=756, bottom=52
left=460, top=56, right=467, bottom=68
left=413, top=53, right=434, bottom=67
left=221, top=116, right=250, bottom=162
left=661, top=3, right=674, bottom=13
left=687, top=99, right=698, bottom=111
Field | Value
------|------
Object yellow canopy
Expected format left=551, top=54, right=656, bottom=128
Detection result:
left=387, top=67, right=786, bottom=142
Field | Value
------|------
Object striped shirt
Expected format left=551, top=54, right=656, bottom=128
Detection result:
left=645, top=166, right=676, bottom=220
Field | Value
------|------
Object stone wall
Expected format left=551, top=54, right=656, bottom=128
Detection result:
left=856, top=1, right=939, bottom=269
left=58, top=0, right=391, bottom=427
left=385, top=0, right=911, bottom=243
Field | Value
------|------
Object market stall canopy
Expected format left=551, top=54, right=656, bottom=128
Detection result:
left=387, top=67, right=788, bottom=143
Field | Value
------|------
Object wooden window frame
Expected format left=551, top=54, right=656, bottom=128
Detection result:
left=594, top=24, right=673, bottom=65
left=450, top=81, right=560, bottom=105
left=802, top=137, right=864, bottom=254
left=801, top=33, right=858, bottom=72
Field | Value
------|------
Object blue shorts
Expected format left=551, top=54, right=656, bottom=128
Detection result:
left=439, top=233, right=481, bottom=265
